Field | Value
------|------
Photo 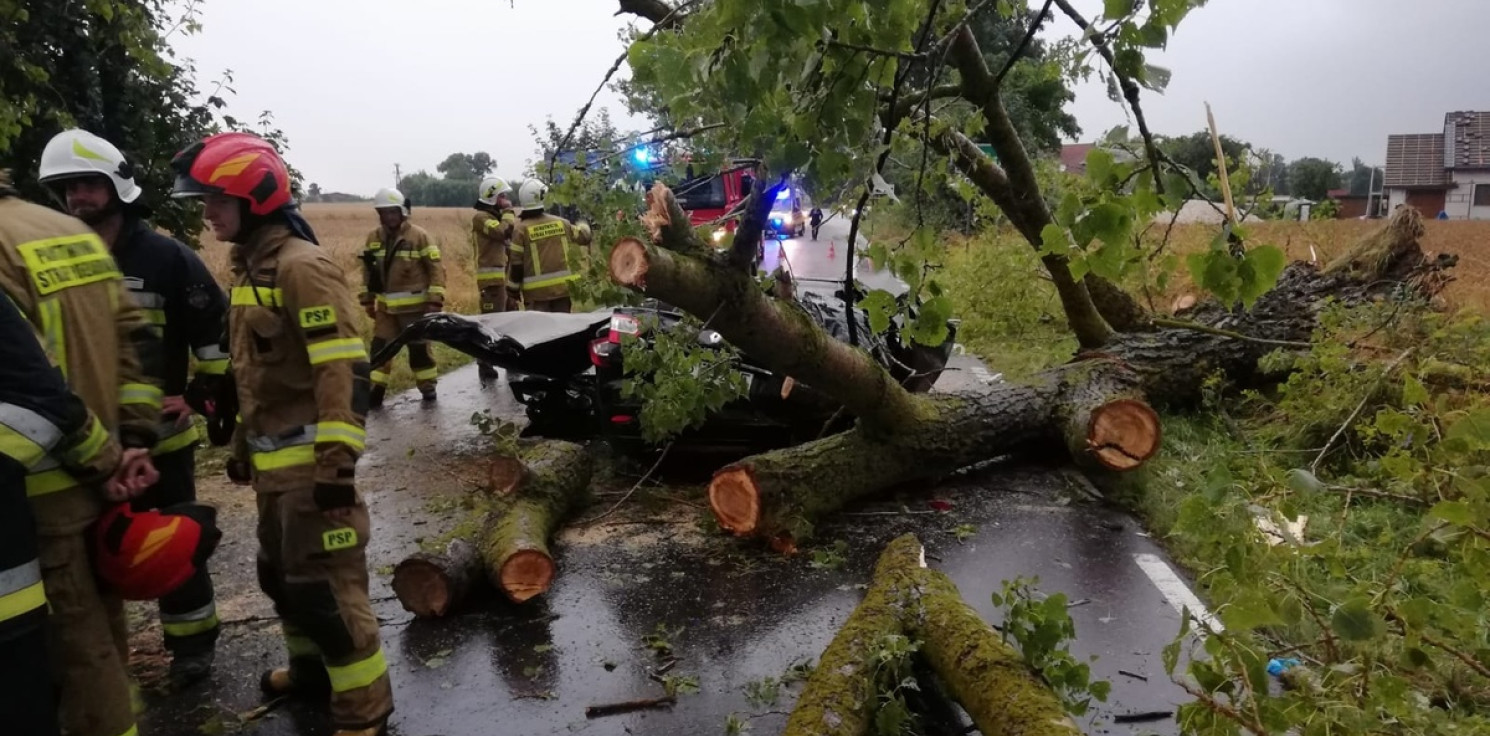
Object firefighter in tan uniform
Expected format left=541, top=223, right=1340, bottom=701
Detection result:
left=0, top=171, right=164, bottom=736
left=505, top=178, right=593, bottom=313
left=360, top=188, right=444, bottom=406
left=170, top=133, right=392, bottom=736
left=471, top=176, right=517, bottom=379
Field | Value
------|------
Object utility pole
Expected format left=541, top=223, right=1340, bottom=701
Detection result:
left=393, top=163, right=402, bottom=187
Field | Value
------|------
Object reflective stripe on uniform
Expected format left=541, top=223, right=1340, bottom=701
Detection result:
left=307, top=337, right=367, bottom=366
left=284, top=625, right=322, bottom=658
left=39, top=299, right=66, bottom=378
left=476, top=267, right=506, bottom=284
left=66, top=415, right=111, bottom=465
left=0, top=560, right=45, bottom=622
left=522, top=270, right=578, bottom=292
left=116, top=726, right=139, bottom=736
left=119, top=383, right=163, bottom=409
left=25, top=466, right=75, bottom=497
left=413, top=367, right=438, bottom=382
left=194, top=344, right=231, bottom=376
left=230, top=285, right=284, bottom=307
left=248, top=422, right=364, bottom=471
left=315, top=422, right=366, bottom=452
left=370, top=370, right=389, bottom=386
left=153, top=421, right=200, bottom=457
left=326, top=648, right=389, bottom=693
left=428, top=286, right=446, bottom=297
left=377, top=290, right=427, bottom=309
left=143, top=309, right=167, bottom=326
left=129, top=291, right=166, bottom=309
left=423, top=246, right=442, bottom=261
left=161, top=602, right=219, bottom=638
left=0, top=403, right=65, bottom=467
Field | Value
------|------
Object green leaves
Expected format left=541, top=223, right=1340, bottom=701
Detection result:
left=1331, top=598, right=1383, bottom=642
left=1187, top=242, right=1286, bottom=309
left=992, top=577, right=1110, bottom=717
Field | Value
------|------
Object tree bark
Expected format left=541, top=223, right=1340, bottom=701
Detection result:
left=613, top=185, right=928, bottom=435
left=391, top=538, right=480, bottom=618
left=710, top=209, right=1446, bottom=547
left=783, top=535, right=926, bottom=736
left=479, top=441, right=595, bottom=603
left=786, top=535, right=1078, bottom=736
left=710, top=359, right=1159, bottom=549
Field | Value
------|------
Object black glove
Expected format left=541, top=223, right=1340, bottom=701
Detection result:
left=313, top=482, right=357, bottom=511
left=226, top=458, right=252, bottom=484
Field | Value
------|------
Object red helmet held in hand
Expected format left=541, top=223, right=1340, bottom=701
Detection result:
left=92, top=503, right=222, bottom=601
left=170, top=132, right=292, bottom=215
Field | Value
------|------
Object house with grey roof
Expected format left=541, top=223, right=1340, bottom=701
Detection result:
left=1384, top=111, right=1490, bottom=219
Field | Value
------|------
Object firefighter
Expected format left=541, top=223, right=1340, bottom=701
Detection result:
left=505, top=178, right=593, bottom=313
left=360, top=188, right=444, bottom=406
left=0, top=170, right=163, bottom=736
left=170, top=132, right=393, bottom=736
left=471, top=176, right=517, bottom=380
left=0, top=290, right=136, bottom=736
left=38, top=128, right=229, bottom=687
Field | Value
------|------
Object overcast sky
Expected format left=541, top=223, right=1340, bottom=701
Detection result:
left=171, top=0, right=1490, bottom=195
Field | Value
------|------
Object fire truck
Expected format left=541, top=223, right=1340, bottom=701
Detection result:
left=673, top=158, right=762, bottom=243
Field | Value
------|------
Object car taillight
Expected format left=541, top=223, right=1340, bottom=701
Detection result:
left=608, top=314, right=641, bottom=344
left=589, top=338, right=619, bottom=367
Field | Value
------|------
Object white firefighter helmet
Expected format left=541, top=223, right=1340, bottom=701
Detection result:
left=372, top=187, right=408, bottom=212
left=516, top=178, right=548, bottom=212
left=477, top=176, right=512, bottom=206
left=38, top=129, right=142, bottom=204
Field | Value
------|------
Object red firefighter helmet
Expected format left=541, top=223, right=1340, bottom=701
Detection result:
left=92, top=503, right=222, bottom=601
left=170, top=132, right=292, bottom=215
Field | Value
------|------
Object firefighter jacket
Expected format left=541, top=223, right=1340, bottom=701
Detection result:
left=0, top=192, right=161, bottom=535
left=506, top=210, right=592, bottom=303
left=113, top=218, right=230, bottom=457
left=229, top=222, right=371, bottom=504
left=0, top=289, right=125, bottom=636
left=359, top=221, right=445, bottom=315
left=471, top=208, right=517, bottom=290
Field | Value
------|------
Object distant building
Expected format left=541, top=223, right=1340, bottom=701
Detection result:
left=1059, top=143, right=1096, bottom=175
left=1384, top=111, right=1490, bottom=219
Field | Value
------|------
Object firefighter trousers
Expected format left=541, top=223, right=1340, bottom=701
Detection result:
left=1, top=463, right=59, bottom=736
left=369, top=311, right=436, bottom=391
left=477, top=287, right=508, bottom=378
left=256, top=487, right=392, bottom=730
left=39, top=531, right=135, bottom=736
left=131, top=446, right=219, bottom=657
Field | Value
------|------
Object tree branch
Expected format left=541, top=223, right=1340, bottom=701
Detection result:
left=1051, top=0, right=1164, bottom=195
left=992, top=0, right=1054, bottom=89
left=826, top=39, right=925, bottom=60
left=553, top=0, right=702, bottom=180
left=616, top=184, right=926, bottom=435
left=577, top=123, right=727, bottom=170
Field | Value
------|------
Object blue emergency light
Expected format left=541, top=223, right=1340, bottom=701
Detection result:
left=633, top=147, right=651, bottom=164
left=776, top=188, right=791, bottom=200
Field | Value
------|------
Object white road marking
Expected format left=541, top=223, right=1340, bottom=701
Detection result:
left=1133, top=553, right=1224, bottom=635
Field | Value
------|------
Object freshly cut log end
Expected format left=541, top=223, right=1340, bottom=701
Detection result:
left=391, top=559, right=453, bottom=618
left=489, top=455, right=526, bottom=496
left=499, top=549, right=555, bottom=603
left=1085, top=398, right=1161, bottom=471
left=391, top=538, right=480, bottom=618
left=609, top=237, right=650, bottom=289
left=708, top=467, right=760, bottom=535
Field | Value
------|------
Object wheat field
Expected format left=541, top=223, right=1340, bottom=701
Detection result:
left=197, top=203, right=484, bottom=393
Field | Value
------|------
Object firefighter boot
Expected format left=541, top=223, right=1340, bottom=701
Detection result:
left=477, top=362, right=499, bottom=383
left=170, top=649, right=215, bottom=689
left=368, top=385, right=386, bottom=410
left=260, top=659, right=332, bottom=700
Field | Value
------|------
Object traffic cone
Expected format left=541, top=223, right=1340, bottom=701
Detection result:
left=828, top=241, right=836, bottom=260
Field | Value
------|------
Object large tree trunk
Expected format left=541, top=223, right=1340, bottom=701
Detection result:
left=786, top=535, right=1078, bottom=735
left=391, top=440, right=594, bottom=615
left=710, top=360, right=1159, bottom=550
left=703, top=208, right=1448, bottom=547
left=479, top=440, right=595, bottom=603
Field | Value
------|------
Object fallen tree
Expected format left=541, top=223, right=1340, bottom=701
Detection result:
left=610, top=188, right=1449, bottom=550
left=785, top=534, right=1078, bottom=736
left=391, top=440, right=594, bottom=615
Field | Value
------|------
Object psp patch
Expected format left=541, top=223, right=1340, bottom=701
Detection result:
left=322, top=528, right=358, bottom=551
left=298, top=305, right=337, bottom=329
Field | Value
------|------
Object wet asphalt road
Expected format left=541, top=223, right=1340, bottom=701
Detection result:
left=134, top=222, right=1203, bottom=736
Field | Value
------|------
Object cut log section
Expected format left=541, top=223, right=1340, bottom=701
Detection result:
left=785, top=534, right=1078, bottom=736
left=783, top=535, right=924, bottom=736
left=478, top=440, right=595, bottom=603
left=392, top=440, right=595, bottom=616
left=391, top=538, right=480, bottom=618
